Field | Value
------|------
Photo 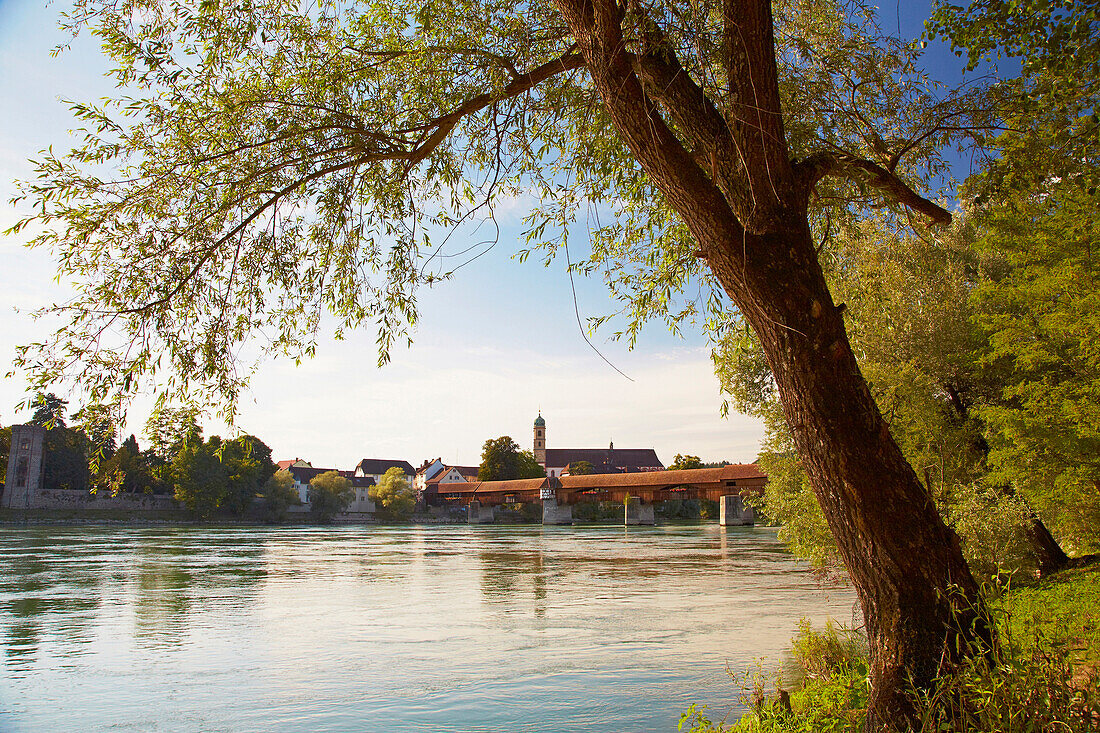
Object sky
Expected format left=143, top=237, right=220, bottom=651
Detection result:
left=0, top=0, right=988, bottom=469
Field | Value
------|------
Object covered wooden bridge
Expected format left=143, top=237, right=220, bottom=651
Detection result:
left=431, top=464, right=766, bottom=507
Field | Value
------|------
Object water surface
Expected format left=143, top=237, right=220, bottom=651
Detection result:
left=0, top=524, right=856, bottom=732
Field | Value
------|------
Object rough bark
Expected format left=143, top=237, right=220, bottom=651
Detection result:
left=550, top=0, right=994, bottom=728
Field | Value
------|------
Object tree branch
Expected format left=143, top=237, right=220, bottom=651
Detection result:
left=795, top=152, right=953, bottom=226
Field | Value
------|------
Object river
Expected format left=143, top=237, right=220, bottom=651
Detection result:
left=0, top=524, right=856, bottom=732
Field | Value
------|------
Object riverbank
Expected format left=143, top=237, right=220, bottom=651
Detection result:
left=683, top=564, right=1100, bottom=732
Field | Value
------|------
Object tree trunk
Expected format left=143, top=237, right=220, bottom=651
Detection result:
left=1025, top=511, right=1069, bottom=577
left=706, top=217, right=994, bottom=728
left=550, top=0, right=996, bottom=727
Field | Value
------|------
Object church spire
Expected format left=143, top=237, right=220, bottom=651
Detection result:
left=533, top=411, right=546, bottom=465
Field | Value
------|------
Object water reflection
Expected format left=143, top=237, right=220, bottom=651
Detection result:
left=0, top=524, right=856, bottom=733
left=479, top=548, right=548, bottom=618
left=0, top=532, right=106, bottom=670
left=129, top=531, right=268, bottom=647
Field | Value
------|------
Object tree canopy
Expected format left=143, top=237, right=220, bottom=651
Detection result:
left=308, top=470, right=354, bottom=522
left=370, top=466, right=417, bottom=519
left=668, top=454, right=703, bottom=470
left=10, top=0, right=978, bottom=416
left=478, top=436, right=546, bottom=480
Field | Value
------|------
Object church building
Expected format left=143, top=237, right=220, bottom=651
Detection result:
left=533, top=413, right=664, bottom=477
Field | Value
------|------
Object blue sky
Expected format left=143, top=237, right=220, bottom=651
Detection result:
left=0, top=1, right=992, bottom=469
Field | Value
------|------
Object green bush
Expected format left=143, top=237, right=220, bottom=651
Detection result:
left=948, top=480, right=1038, bottom=580
left=683, top=569, right=1100, bottom=733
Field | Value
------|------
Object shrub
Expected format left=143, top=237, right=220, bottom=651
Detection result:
left=683, top=571, right=1100, bottom=733
left=948, top=480, right=1038, bottom=580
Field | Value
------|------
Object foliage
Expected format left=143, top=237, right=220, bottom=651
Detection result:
left=494, top=501, right=543, bottom=523
left=970, top=183, right=1100, bottom=553
left=144, top=404, right=202, bottom=463
left=478, top=436, right=545, bottom=481
left=171, top=435, right=229, bottom=516
left=928, top=0, right=1099, bottom=194
left=219, top=434, right=276, bottom=515
left=566, top=460, right=594, bottom=475
left=95, top=433, right=156, bottom=495
left=42, top=427, right=91, bottom=491
left=369, top=466, right=416, bottom=520
left=259, top=469, right=300, bottom=523
left=948, top=480, right=1038, bottom=581
left=308, top=470, right=353, bottom=523
left=752, top=447, right=841, bottom=569
left=29, top=393, right=67, bottom=428
left=71, top=402, right=118, bottom=459
left=686, top=570, right=1100, bottom=733
left=571, top=501, right=621, bottom=523
left=669, top=454, right=703, bottom=470
left=10, top=0, right=980, bottom=418
left=656, top=498, right=701, bottom=520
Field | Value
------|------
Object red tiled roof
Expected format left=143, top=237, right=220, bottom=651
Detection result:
left=438, top=477, right=559, bottom=495
left=559, top=464, right=764, bottom=489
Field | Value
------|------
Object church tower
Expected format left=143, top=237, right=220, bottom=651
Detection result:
left=533, top=412, right=546, bottom=465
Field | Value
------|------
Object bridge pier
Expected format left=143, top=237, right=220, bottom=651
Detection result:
left=719, top=494, right=755, bottom=526
left=542, top=499, right=573, bottom=525
left=467, top=501, right=495, bottom=524
left=624, top=497, right=655, bottom=526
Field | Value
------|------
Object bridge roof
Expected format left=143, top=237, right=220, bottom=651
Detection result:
left=560, top=464, right=764, bottom=489
left=437, top=477, right=559, bottom=495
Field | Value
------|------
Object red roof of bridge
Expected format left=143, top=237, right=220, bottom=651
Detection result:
left=560, top=464, right=764, bottom=489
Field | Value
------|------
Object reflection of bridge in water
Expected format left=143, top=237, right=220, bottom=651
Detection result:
left=429, top=465, right=766, bottom=527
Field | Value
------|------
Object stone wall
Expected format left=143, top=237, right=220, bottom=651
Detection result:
left=32, top=489, right=181, bottom=512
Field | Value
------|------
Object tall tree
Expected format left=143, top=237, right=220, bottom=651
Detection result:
left=96, top=434, right=156, bottom=495
left=72, top=403, right=119, bottom=459
left=220, top=434, right=277, bottom=515
left=478, top=436, right=546, bottom=481
left=171, top=435, right=229, bottom=516
left=567, top=460, right=594, bottom=475
left=970, top=184, right=1100, bottom=553
left=668, top=454, right=703, bottom=471
left=260, top=469, right=301, bottom=523
left=28, top=393, right=68, bottom=429
left=144, top=405, right=202, bottom=463
left=370, top=466, right=417, bottom=519
left=14, top=0, right=1013, bottom=723
left=307, top=471, right=354, bottom=523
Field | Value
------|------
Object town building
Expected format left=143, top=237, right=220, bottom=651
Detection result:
left=532, top=413, right=664, bottom=477
left=282, top=461, right=377, bottom=512
left=416, top=458, right=479, bottom=505
left=353, top=458, right=415, bottom=483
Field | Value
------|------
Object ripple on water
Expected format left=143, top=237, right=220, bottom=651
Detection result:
left=0, top=524, right=854, bottom=732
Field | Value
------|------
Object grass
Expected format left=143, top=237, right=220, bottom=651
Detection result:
left=682, top=565, right=1100, bottom=732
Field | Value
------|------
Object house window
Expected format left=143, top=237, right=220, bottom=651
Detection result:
left=15, top=457, right=29, bottom=487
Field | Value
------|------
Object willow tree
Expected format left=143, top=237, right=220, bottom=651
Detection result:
left=13, top=0, right=994, bottom=726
